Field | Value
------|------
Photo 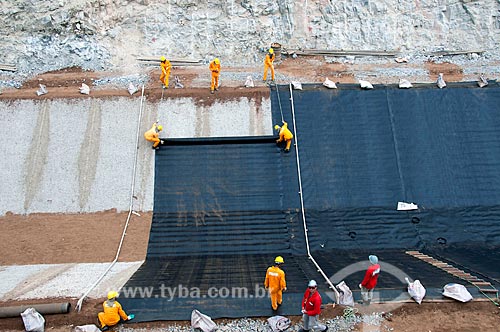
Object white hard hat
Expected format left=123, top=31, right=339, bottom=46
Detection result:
left=308, top=280, right=317, bottom=287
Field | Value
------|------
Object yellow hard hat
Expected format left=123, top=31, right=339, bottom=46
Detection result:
left=275, top=256, right=284, bottom=264
left=160, top=56, right=166, bottom=61
left=269, top=48, right=274, bottom=54
left=274, top=125, right=280, bottom=130
left=107, top=291, right=119, bottom=300
left=157, top=125, right=163, bottom=131
left=214, top=58, right=220, bottom=64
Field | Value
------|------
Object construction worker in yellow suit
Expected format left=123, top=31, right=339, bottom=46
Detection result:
left=265, top=256, right=287, bottom=311
left=144, top=122, right=164, bottom=149
left=160, top=56, right=172, bottom=89
left=275, top=121, right=294, bottom=152
left=209, top=58, right=221, bottom=94
left=98, top=291, right=134, bottom=331
left=263, top=48, right=275, bottom=82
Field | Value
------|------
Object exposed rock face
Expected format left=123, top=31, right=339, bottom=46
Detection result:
left=0, top=0, right=499, bottom=75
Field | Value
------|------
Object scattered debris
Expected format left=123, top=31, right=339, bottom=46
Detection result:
left=244, top=75, right=254, bottom=87
left=437, top=73, right=447, bottom=89
left=174, top=75, right=184, bottom=89
left=127, top=82, right=138, bottom=95
left=282, top=49, right=398, bottom=57
left=395, top=57, right=409, bottom=63
left=359, top=80, right=373, bottom=89
left=79, top=83, right=90, bottom=95
left=323, top=77, right=337, bottom=89
left=0, top=63, right=17, bottom=72
left=399, top=79, right=413, bottom=89
left=36, top=84, right=48, bottom=96
left=478, top=74, right=488, bottom=88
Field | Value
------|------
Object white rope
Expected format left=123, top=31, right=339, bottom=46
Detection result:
left=288, top=83, right=340, bottom=303
left=76, top=84, right=146, bottom=311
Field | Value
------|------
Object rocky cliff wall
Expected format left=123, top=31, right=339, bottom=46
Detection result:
left=1, top=0, right=499, bottom=76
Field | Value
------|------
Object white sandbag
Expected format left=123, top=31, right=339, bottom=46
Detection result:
left=74, top=325, right=101, bottom=332
left=79, top=83, right=90, bottom=95
left=437, top=73, right=446, bottom=89
left=442, top=283, right=473, bottom=302
left=21, top=308, right=45, bottom=332
left=36, top=84, right=48, bottom=96
left=398, top=79, right=413, bottom=89
left=174, top=75, right=184, bottom=89
left=359, top=80, right=373, bottom=89
left=336, top=281, right=354, bottom=306
left=244, top=75, right=254, bottom=88
left=397, top=202, right=418, bottom=210
left=405, top=278, right=426, bottom=304
left=323, top=77, right=337, bottom=89
left=127, top=82, right=138, bottom=95
left=191, top=309, right=217, bottom=332
left=267, top=315, right=291, bottom=332
left=291, top=81, right=303, bottom=90
left=478, top=74, right=488, bottom=88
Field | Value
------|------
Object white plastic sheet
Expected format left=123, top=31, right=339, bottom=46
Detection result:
left=443, top=283, right=473, bottom=302
left=191, top=309, right=217, bottom=332
left=267, top=315, right=291, bottom=332
left=21, top=308, right=45, bottom=332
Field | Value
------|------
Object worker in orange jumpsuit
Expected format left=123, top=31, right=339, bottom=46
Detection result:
left=144, top=122, right=164, bottom=149
left=264, top=256, right=287, bottom=311
left=97, top=291, right=133, bottom=331
left=160, top=56, right=172, bottom=89
left=274, top=121, right=294, bottom=152
left=263, top=48, right=275, bottom=82
left=209, top=58, right=221, bottom=94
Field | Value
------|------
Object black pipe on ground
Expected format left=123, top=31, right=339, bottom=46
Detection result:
left=0, top=302, right=71, bottom=318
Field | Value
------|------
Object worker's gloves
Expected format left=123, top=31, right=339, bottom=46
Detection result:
left=301, top=309, right=306, bottom=314
left=127, top=314, right=135, bottom=320
left=283, top=287, right=287, bottom=291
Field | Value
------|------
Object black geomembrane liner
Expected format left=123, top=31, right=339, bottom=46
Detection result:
left=121, top=83, right=500, bottom=321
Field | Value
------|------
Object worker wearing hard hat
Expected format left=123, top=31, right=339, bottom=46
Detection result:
left=97, top=291, right=134, bottom=331
left=359, top=255, right=380, bottom=305
left=144, top=122, right=164, bottom=149
left=264, top=256, right=287, bottom=311
left=263, top=48, right=275, bottom=82
left=299, top=280, right=328, bottom=332
left=274, top=121, right=294, bottom=152
left=160, top=55, right=172, bottom=89
left=209, top=58, right=221, bottom=94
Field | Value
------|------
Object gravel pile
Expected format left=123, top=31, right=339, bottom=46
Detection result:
left=118, top=312, right=392, bottom=332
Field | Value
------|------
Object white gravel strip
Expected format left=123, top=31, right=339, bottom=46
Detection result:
left=0, top=262, right=143, bottom=301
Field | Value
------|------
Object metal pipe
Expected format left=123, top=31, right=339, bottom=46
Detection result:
left=76, top=84, right=146, bottom=311
left=0, top=303, right=70, bottom=318
left=288, top=83, right=340, bottom=303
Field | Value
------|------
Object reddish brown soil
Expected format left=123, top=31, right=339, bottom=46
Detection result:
left=0, top=211, right=151, bottom=265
